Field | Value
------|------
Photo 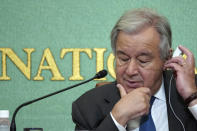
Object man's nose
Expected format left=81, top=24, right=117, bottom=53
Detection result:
left=125, top=59, right=139, bottom=76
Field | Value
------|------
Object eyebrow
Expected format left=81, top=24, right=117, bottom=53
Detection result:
left=116, top=50, right=153, bottom=57
left=116, top=50, right=129, bottom=56
left=138, top=52, right=152, bottom=56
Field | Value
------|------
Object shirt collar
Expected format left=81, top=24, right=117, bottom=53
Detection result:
left=154, top=77, right=166, bottom=101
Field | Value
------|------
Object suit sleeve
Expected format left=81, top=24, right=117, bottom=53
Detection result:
left=72, top=101, right=119, bottom=131
left=189, top=75, right=197, bottom=120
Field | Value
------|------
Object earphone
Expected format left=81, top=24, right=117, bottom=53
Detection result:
left=172, top=46, right=183, bottom=57
left=168, top=46, right=185, bottom=131
left=168, top=74, right=185, bottom=131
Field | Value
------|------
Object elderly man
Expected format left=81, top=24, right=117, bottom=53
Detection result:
left=72, top=8, right=197, bottom=131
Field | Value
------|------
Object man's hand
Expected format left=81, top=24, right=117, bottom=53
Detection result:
left=164, top=45, right=197, bottom=106
left=111, top=84, right=151, bottom=126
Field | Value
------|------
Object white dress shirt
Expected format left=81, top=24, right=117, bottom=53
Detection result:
left=110, top=79, right=197, bottom=131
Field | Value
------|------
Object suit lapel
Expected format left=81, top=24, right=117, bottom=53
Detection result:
left=104, top=82, right=120, bottom=104
left=102, top=82, right=121, bottom=115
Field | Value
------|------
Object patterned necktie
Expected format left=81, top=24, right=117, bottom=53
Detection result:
left=139, top=96, right=156, bottom=131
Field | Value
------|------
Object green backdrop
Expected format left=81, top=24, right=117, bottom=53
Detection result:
left=0, top=0, right=197, bottom=130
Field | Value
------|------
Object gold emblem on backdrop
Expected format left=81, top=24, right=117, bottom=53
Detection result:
left=0, top=48, right=116, bottom=81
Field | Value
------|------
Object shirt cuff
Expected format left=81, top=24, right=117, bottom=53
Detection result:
left=188, top=104, right=197, bottom=120
left=110, top=112, right=127, bottom=131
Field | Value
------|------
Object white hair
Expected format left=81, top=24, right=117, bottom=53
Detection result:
left=111, top=8, right=172, bottom=59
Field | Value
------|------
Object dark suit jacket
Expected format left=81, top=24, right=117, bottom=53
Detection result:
left=72, top=71, right=197, bottom=131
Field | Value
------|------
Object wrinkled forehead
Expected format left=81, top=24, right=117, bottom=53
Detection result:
left=116, top=28, right=161, bottom=51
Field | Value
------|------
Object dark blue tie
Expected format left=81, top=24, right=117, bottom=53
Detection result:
left=139, top=96, right=156, bottom=131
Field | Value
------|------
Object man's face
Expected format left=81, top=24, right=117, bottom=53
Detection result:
left=115, top=27, right=165, bottom=95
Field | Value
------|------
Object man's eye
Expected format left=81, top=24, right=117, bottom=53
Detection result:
left=121, top=58, right=129, bottom=62
left=138, top=59, right=148, bottom=64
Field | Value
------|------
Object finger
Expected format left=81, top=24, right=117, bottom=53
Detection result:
left=164, top=63, right=182, bottom=72
left=117, top=84, right=127, bottom=97
left=178, top=45, right=195, bottom=64
left=145, top=105, right=150, bottom=115
left=145, top=93, right=151, bottom=103
left=133, top=109, right=149, bottom=118
left=165, top=56, right=186, bottom=66
left=144, top=93, right=151, bottom=114
left=137, top=98, right=150, bottom=115
left=138, top=87, right=151, bottom=96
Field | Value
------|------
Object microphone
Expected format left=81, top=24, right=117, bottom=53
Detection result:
left=10, top=69, right=108, bottom=131
left=94, top=69, right=107, bottom=79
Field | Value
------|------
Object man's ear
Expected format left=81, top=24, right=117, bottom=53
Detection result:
left=166, top=48, right=173, bottom=60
